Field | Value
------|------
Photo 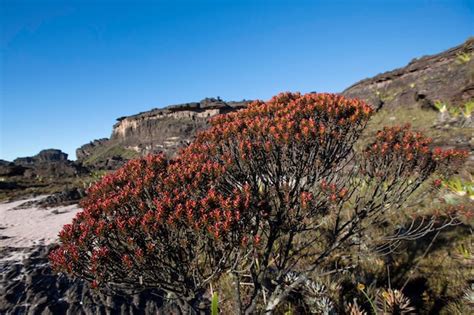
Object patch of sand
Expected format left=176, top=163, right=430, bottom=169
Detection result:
left=0, top=196, right=81, bottom=249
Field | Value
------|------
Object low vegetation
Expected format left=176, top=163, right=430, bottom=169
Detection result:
left=81, top=143, right=139, bottom=166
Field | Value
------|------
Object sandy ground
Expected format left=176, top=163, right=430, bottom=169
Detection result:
left=0, top=196, right=81, bottom=261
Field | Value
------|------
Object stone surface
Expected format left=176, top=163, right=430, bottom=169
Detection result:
left=75, top=139, right=109, bottom=161
left=0, top=150, right=89, bottom=202
left=342, top=38, right=474, bottom=110
left=0, top=160, right=26, bottom=177
left=8, top=149, right=87, bottom=179
left=14, top=188, right=86, bottom=209
left=14, top=149, right=69, bottom=166
left=0, top=246, right=168, bottom=315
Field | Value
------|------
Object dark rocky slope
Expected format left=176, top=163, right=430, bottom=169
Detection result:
left=1, top=149, right=86, bottom=180
left=342, top=38, right=474, bottom=170
left=342, top=38, right=474, bottom=110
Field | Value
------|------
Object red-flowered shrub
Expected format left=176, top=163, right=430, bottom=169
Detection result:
left=50, top=154, right=251, bottom=310
left=50, top=92, right=468, bottom=314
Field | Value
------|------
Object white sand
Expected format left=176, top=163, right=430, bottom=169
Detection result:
left=0, top=196, right=81, bottom=250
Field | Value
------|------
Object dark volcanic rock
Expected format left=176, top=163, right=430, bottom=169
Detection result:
left=1, top=150, right=89, bottom=201
left=91, top=155, right=127, bottom=170
left=0, top=246, right=169, bottom=315
left=0, top=181, right=23, bottom=190
left=342, top=38, right=474, bottom=110
left=39, top=188, right=86, bottom=208
left=36, top=149, right=68, bottom=163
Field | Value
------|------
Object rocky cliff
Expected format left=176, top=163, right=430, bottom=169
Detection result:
left=342, top=38, right=474, bottom=110
left=77, top=97, right=250, bottom=169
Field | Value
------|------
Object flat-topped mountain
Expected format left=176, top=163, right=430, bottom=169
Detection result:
left=76, top=97, right=250, bottom=169
left=0, top=149, right=88, bottom=202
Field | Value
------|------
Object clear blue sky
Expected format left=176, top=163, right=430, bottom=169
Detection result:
left=1, top=0, right=473, bottom=161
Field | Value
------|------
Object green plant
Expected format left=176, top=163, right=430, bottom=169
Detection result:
left=448, top=106, right=460, bottom=118
left=211, top=291, right=219, bottom=315
left=376, top=289, right=416, bottom=314
left=456, top=51, right=472, bottom=64
left=442, top=177, right=474, bottom=198
left=434, top=100, right=448, bottom=113
left=456, top=243, right=471, bottom=260
left=461, top=100, right=474, bottom=119
left=358, top=283, right=378, bottom=314
left=443, top=177, right=465, bottom=196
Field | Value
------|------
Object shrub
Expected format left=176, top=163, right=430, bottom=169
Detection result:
left=50, top=154, right=251, bottom=311
left=50, top=92, right=468, bottom=314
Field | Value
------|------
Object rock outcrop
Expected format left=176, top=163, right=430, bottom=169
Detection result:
left=0, top=150, right=88, bottom=202
left=0, top=160, right=26, bottom=177
left=75, top=139, right=109, bottom=161
left=0, top=246, right=167, bottom=315
left=342, top=38, right=474, bottom=110
left=77, top=97, right=250, bottom=169
left=10, top=149, right=87, bottom=179
left=13, top=188, right=87, bottom=209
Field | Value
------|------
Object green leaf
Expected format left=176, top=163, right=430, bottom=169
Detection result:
left=211, top=292, right=219, bottom=315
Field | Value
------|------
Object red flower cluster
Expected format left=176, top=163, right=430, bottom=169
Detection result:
left=363, top=125, right=467, bottom=178
left=199, top=92, right=373, bottom=161
left=319, top=180, right=349, bottom=204
left=50, top=152, right=251, bottom=291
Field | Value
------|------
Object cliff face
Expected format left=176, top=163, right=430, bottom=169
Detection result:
left=342, top=38, right=474, bottom=110
left=110, top=99, right=244, bottom=153
left=77, top=98, right=249, bottom=168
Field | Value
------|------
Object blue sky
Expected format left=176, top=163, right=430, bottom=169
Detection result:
left=1, top=0, right=473, bottom=161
